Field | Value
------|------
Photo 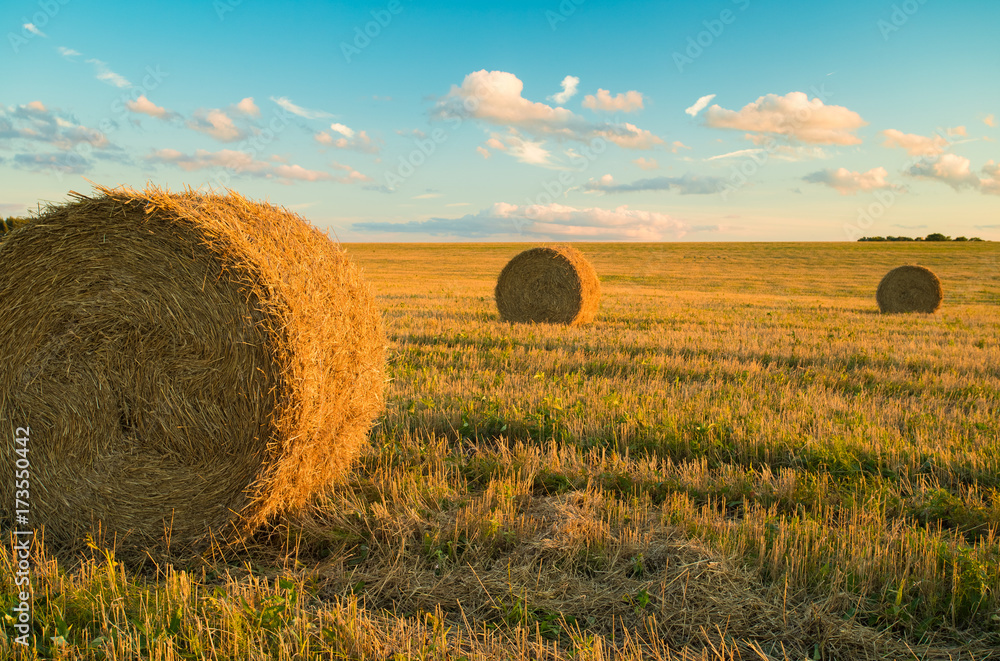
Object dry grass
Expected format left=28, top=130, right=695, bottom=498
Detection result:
left=0, top=185, right=385, bottom=552
left=495, top=246, right=601, bottom=325
left=1, top=241, right=997, bottom=659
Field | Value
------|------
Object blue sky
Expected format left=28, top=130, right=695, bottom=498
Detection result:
left=2, top=0, right=998, bottom=241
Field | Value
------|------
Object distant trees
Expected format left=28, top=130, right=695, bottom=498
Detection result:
left=858, top=233, right=985, bottom=242
left=2, top=216, right=25, bottom=233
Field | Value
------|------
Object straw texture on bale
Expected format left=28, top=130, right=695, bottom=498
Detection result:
left=494, top=246, right=600, bottom=325
left=876, top=264, right=943, bottom=313
left=0, top=184, right=385, bottom=549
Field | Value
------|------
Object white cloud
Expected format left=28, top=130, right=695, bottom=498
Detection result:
left=85, top=59, right=131, bottom=88
left=433, top=70, right=662, bottom=153
left=354, top=202, right=688, bottom=240
left=1, top=102, right=110, bottom=151
left=582, top=88, right=644, bottom=113
left=985, top=114, right=997, bottom=128
left=57, top=46, right=80, bottom=58
left=269, top=96, right=333, bottom=119
left=187, top=109, right=244, bottom=142
left=802, top=167, right=898, bottom=195
left=126, top=95, right=174, bottom=120
left=584, top=173, right=725, bottom=195
left=684, top=94, right=716, bottom=117
left=548, top=75, right=580, bottom=105
left=633, top=157, right=658, bottom=170
left=314, top=127, right=379, bottom=153
left=148, top=148, right=363, bottom=184
left=881, top=129, right=957, bottom=156
left=23, top=23, right=46, bottom=37
left=234, top=97, right=260, bottom=117
left=704, top=92, right=866, bottom=145
left=907, top=154, right=999, bottom=195
left=592, top=122, right=662, bottom=150
left=329, top=123, right=355, bottom=138
left=477, top=146, right=490, bottom=159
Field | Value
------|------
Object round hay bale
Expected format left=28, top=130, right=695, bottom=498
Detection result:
left=876, top=264, right=943, bottom=313
left=494, top=245, right=600, bottom=325
left=0, top=184, right=385, bottom=550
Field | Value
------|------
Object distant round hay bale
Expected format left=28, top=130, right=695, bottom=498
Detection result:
left=876, top=264, right=943, bottom=313
left=494, top=246, right=600, bottom=325
left=0, top=185, right=385, bottom=550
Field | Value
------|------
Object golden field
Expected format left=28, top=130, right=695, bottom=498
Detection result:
left=3, top=241, right=998, bottom=660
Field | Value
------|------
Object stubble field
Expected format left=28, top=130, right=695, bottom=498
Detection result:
left=3, top=241, right=999, bottom=660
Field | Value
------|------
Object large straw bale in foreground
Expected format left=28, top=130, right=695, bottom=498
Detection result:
left=876, top=264, right=943, bottom=313
left=494, top=246, right=600, bottom=325
left=0, top=185, right=385, bottom=548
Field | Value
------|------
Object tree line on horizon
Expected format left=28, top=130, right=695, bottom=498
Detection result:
left=858, top=233, right=986, bottom=242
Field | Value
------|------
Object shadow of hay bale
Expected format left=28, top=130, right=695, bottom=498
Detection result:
left=494, top=246, right=600, bottom=325
left=876, top=264, right=943, bottom=313
left=0, top=184, right=386, bottom=554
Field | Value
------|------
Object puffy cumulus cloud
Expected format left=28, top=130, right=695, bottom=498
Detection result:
left=86, top=58, right=130, bottom=88
left=684, top=94, right=715, bottom=117
left=234, top=97, right=260, bottom=117
left=433, top=70, right=663, bottom=153
left=314, top=124, right=380, bottom=153
left=880, top=129, right=958, bottom=156
left=186, top=109, right=244, bottom=142
left=548, top=75, right=580, bottom=106
left=802, top=167, right=899, bottom=195
left=633, top=157, right=659, bottom=170
left=582, top=88, right=644, bottom=113
left=435, top=70, right=579, bottom=135
left=269, top=96, right=333, bottom=119
left=354, top=202, right=688, bottom=241
left=704, top=92, right=866, bottom=145
left=147, top=148, right=364, bottom=184
left=584, top=173, right=726, bottom=195
left=906, top=153, right=998, bottom=193
left=126, top=95, right=176, bottom=120
left=0, top=102, right=110, bottom=151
